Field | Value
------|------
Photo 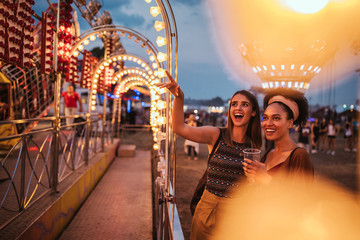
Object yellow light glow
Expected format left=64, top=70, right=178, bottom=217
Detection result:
left=84, top=39, right=90, bottom=45
left=90, top=35, right=96, bottom=41
left=157, top=52, right=167, bottom=62
left=154, top=21, right=165, bottom=31
left=157, top=68, right=165, bottom=78
left=156, top=36, right=167, bottom=47
left=150, top=6, right=161, bottom=17
left=73, top=51, right=79, bottom=57
left=145, top=0, right=151, bottom=3
left=280, top=0, right=329, bottom=14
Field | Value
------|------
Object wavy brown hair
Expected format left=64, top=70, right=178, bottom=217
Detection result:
left=223, top=90, right=262, bottom=149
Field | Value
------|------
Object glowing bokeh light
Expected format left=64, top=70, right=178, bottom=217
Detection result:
left=281, top=0, right=329, bottom=14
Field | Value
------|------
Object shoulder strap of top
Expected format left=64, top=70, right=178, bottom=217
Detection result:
left=207, top=128, right=223, bottom=163
left=288, top=147, right=301, bottom=168
left=289, top=147, right=300, bottom=159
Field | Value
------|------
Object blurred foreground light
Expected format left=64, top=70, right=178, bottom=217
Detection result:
left=212, top=176, right=360, bottom=240
left=280, top=0, right=329, bottom=14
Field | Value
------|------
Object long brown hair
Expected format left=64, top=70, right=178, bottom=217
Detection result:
left=224, top=90, right=262, bottom=149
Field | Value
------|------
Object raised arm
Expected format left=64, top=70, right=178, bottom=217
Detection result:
left=157, top=71, right=219, bottom=145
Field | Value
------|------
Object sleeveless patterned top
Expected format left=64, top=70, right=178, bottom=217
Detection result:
left=206, top=135, right=251, bottom=197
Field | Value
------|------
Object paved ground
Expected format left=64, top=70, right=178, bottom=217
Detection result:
left=58, top=150, right=153, bottom=240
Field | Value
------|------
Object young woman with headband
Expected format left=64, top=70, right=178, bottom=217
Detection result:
left=158, top=71, right=262, bottom=240
left=243, top=88, right=314, bottom=183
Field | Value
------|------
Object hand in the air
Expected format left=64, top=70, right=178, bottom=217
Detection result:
left=157, top=71, right=183, bottom=98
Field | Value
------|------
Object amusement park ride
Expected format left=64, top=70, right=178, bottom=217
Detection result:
left=0, top=0, right=179, bottom=238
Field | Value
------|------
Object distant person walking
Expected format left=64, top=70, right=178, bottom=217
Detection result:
left=344, top=120, right=353, bottom=152
left=327, top=119, right=338, bottom=155
left=61, top=85, right=83, bottom=126
left=184, top=114, right=200, bottom=160
left=311, top=118, right=320, bottom=153
left=318, top=118, right=328, bottom=152
left=297, top=121, right=311, bottom=153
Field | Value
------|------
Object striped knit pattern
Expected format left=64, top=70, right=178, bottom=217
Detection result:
left=206, top=138, right=250, bottom=197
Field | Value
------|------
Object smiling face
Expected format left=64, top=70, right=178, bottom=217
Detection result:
left=229, top=93, right=255, bottom=128
left=262, top=103, right=293, bottom=141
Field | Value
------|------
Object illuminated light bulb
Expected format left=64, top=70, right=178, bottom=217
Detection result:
left=252, top=67, right=258, bottom=73
left=59, top=42, right=64, bottom=47
left=144, top=0, right=152, bottom=3
left=137, top=60, right=142, bottom=64
left=281, top=64, right=285, bottom=70
left=90, top=35, right=96, bottom=41
left=150, top=6, right=161, bottom=17
left=157, top=52, right=167, bottom=62
left=73, top=51, right=79, bottom=57
left=271, top=65, right=276, bottom=70
left=92, top=95, right=96, bottom=99
left=256, top=66, right=261, bottom=72
left=100, top=66, right=104, bottom=69
left=91, top=106, right=96, bottom=110
left=154, top=21, right=165, bottom=32
left=152, top=63, right=158, bottom=69
left=141, top=63, right=146, bottom=68
left=157, top=68, right=165, bottom=78
left=300, top=65, right=305, bottom=70
left=84, top=39, right=89, bottom=45
left=153, top=143, right=159, bottom=150
left=158, top=116, right=166, bottom=125
left=262, top=83, right=267, bottom=88
left=97, top=70, right=101, bottom=74
left=157, top=100, right=166, bottom=110
left=92, top=89, right=97, bottom=93
left=92, top=100, right=96, bottom=105
left=263, top=65, right=268, bottom=71
left=156, top=36, right=167, bottom=47
left=118, top=56, right=122, bottom=60
left=288, top=82, right=292, bottom=88
left=291, top=64, right=295, bottom=70
left=78, top=45, right=84, bottom=51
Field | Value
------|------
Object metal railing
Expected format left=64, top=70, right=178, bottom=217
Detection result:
left=0, top=113, right=115, bottom=229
